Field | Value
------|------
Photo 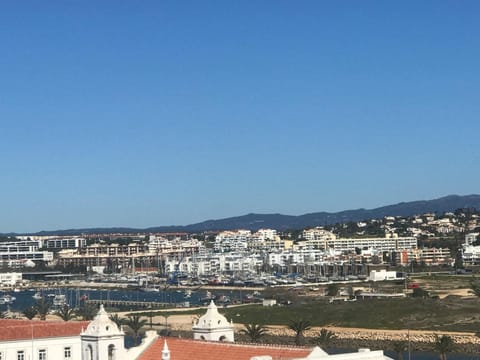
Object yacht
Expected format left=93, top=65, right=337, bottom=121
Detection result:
left=53, top=294, right=67, bottom=307
left=0, top=294, right=16, bottom=305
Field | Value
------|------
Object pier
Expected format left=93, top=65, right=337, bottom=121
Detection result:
left=85, top=299, right=169, bottom=309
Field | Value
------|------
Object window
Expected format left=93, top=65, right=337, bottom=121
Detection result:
left=64, top=347, right=71, bottom=359
left=0, top=351, right=3, bottom=360
left=86, top=345, right=93, bottom=360
left=108, top=344, right=116, bottom=360
left=17, top=351, right=25, bottom=360
left=39, top=349, right=47, bottom=360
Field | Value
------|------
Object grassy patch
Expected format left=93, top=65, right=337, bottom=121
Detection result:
left=222, top=297, right=480, bottom=332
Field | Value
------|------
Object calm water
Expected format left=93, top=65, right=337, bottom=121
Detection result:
left=0, top=287, right=248, bottom=311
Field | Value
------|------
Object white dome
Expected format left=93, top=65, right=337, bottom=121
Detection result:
left=194, top=300, right=232, bottom=329
left=82, top=304, right=124, bottom=336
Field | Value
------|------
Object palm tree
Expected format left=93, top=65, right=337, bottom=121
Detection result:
left=147, top=312, right=155, bottom=329
left=22, top=306, right=38, bottom=320
left=77, top=303, right=98, bottom=320
left=56, top=304, right=76, bottom=321
left=109, top=314, right=124, bottom=329
left=315, top=328, right=336, bottom=349
left=391, top=340, right=407, bottom=360
left=288, top=319, right=312, bottom=346
left=35, top=298, right=52, bottom=320
left=125, top=315, right=148, bottom=345
left=433, top=334, right=454, bottom=360
left=240, top=323, right=268, bottom=343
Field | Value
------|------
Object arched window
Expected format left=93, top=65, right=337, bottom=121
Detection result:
left=86, top=345, right=93, bottom=360
left=108, top=344, right=116, bottom=360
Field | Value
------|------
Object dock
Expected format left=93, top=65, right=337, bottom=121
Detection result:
left=85, top=299, right=169, bottom=308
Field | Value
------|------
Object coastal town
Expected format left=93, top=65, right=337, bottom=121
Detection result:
left=2, top=208, right=479, bottom=287
left=1, top=208, right=480, bottom=359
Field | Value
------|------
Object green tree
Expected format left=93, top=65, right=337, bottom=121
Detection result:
left=454, top=249, right=463, bottom=270
left=125, top=315, right=148, bottom=345
left=391, top=340, right=407, bottom=360
left=240, top=323, right=268, bottom=343
left=433, top=335, right=454, bottom=360
left=326, top=284, right=338, bottom=297
left=288, top=319, right=311, bottom=346
left=412, top=287, right=429, bottom=299
left=56, top=304, right=76, bottom=321
left=77, top=303, right=98, bottom=320
left=470, top=277, right=480, bottom=297
left=22, top=306, right=38, bottom=320
left=315, top=328, right=336, bottom=349
left=109, top=313, right=124, bottom=329
left=147, top=312, right=154, bottom=329
left=35, top=298, right=52, bottom=320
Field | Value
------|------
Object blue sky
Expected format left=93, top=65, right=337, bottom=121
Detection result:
left=1, top=1, right=479, bottom=233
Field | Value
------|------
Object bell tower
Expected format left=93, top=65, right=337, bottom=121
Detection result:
left=81, top=304, right=126, bottom=360
left=192, top=300, right=234, bottom=342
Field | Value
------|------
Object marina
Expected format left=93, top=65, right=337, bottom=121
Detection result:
left=0, top=286, right=263, bottom=312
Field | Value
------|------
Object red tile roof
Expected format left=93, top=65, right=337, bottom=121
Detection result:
left=139, top=338, right=311, bottom=360
left=0, top=319, right=90, bottom=341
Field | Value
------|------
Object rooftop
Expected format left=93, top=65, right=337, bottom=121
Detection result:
left=0, top=319, right=90, bottom=341
left=138, top=337, right=311, bottom=360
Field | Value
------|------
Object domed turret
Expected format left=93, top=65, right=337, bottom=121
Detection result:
left=192, top=300, right=234, bottom=342
left=81, top=305, right=125, bottom=360
left=82, top=304, right=124, bottom=336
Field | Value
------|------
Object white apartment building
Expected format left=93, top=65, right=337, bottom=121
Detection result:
left=416, top=248, right=452, bottom=266
left=215, top=229, right=286, bottom=253
left=164, top=252, right=264, bottom=276
left=302, top=227, right=336, bottom=242
left=267, top=249, right=324, bottom=268
left=214, top=230, right=250, bottom=253
left=465, top=233, right=478, bottom=246
left=46, top=237, right=86, bottom=250
left=148, top=236, right=201, bottom=256
left=0, top=272, right=22, bottom=286
left=0, top=240, right=53, bottom=263
left=247, top=237, right=286, bottom=252
left=253, top=229, right=278, bottom=240
left=462, top=233, right=480, bottom=265
left=325, top=235, right=417, bottom=252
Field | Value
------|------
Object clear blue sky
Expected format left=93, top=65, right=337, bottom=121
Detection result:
left=1, top=1, right=479, bottom=233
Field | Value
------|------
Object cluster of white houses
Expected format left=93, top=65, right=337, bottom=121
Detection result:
left=3, top=229, right=463, bottom=276
left=0, top=301, right=393, bottom=360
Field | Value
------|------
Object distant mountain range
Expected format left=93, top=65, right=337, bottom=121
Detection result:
left=7, top=194, right=480, bottom=236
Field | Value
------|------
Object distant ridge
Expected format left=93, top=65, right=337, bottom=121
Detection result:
left=8, top=194, right=480, bottom=235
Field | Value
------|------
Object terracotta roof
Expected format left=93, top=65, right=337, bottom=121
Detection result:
left=0, top=319, right=90, bottom=341
left=139, top=338, right=311, bottom=360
